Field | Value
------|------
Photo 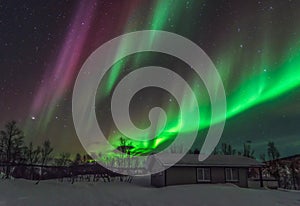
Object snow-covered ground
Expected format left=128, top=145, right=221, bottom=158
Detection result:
left=0, top=177, right=299, bottom=206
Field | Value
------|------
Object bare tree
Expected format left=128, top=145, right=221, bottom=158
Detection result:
left=73, top=153, right=82, bottom=165
left=0, top=137, right=4, bottom=162
left=117, top=137, right=134, bottom=168
left=25, top=142, right=41, bottom=179
left=221, top=143, right=236, bottom=155
left=40, top=140, right=53, bottom=166
left=36, top=140, right=53, bottom=183
left=55, top=152, right=71, bottom=166
left=0, top=121, right=24, bottom=178
left=259, top=153, right=266, bottom=162
left=25, top=142, right=41, bottom=164
left=213, top=147, right=219, bottom=155
left=243, top=141, right=255, bottom=159
left=267, top=141, right=280, bottom=161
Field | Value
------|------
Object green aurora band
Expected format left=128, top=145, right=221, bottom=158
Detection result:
left=98, top=0, right=300, bottom=156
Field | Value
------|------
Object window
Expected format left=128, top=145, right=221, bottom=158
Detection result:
left=225, top=168, right=239, bottom=182
left=197, top=168, right=211, bottom=182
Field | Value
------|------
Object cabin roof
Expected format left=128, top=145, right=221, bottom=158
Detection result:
left=152, top=154, right=264, bottom=168
left=264, top=154, right=300, bottom=162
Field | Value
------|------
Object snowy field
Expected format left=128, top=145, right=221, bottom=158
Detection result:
left=0, top=177, right=299, bottom=206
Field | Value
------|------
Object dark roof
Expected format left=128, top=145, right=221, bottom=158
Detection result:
left=153, top=154, right=264, bottom=168
left=266, top=154, right=300, bottom=162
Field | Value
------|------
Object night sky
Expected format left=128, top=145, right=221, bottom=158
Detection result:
left=1, top=0, right=300, bottom=158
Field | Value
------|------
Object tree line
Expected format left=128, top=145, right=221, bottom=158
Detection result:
left=0, top=121, right=141, bottom=181
left=0, top=121, right=55, bottom=179
left=188, top=140, right=280, bottom=161
left=0, top=121, right=95, bottom=179
left=0, top=120, right=284, bottom=182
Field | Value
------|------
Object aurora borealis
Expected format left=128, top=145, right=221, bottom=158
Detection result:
left=1, top=0, right=300, bottom=158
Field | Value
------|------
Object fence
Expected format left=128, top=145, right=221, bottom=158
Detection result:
left=0, top=163, right=141, bottom=183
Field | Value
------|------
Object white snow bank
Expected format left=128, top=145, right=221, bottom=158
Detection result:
left=0, top=177, right=299, bottom=206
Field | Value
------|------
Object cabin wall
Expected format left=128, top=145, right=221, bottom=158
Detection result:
left=165, top=167, right=196, bottom=186
left=211, top=167, right=225, bottom=184
left=151, top=171, right=165, bottom=187
left=151, top=166, right=251, bottom=188
left=237, top=168, right=248, bottom=188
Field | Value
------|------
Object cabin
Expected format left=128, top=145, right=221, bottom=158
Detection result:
left=150, top=154, right=264, bottom=188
